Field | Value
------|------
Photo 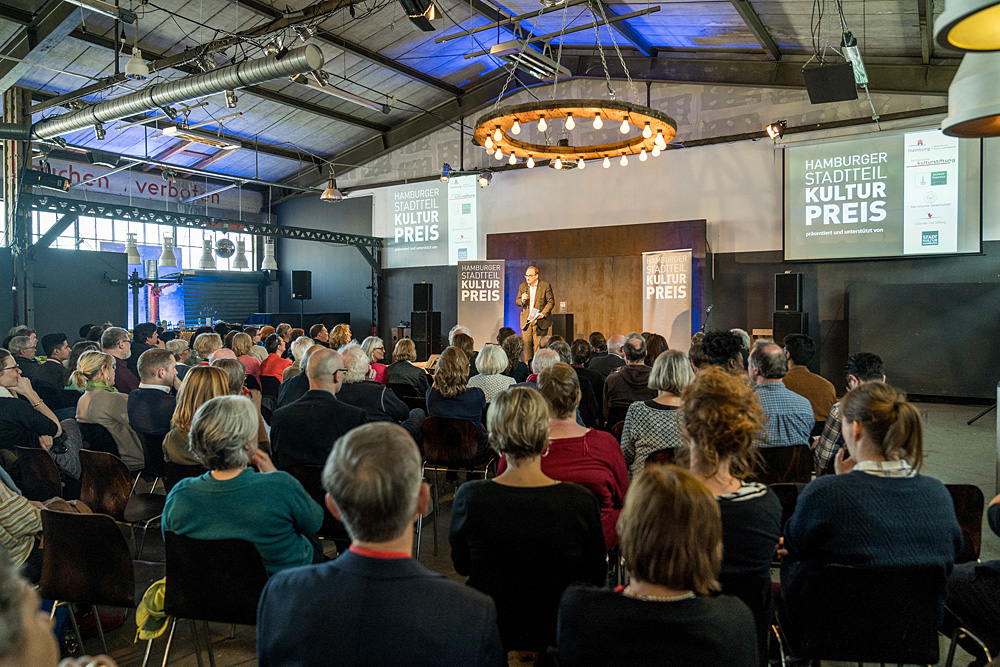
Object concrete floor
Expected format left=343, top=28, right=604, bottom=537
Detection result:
left=70, top=401, right=998, bottom=666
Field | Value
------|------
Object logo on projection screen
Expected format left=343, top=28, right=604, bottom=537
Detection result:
left=921, top=231, right=939, bottom=246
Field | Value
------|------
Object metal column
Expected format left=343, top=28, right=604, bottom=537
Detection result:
left=2, top=87, right=32, bottom=327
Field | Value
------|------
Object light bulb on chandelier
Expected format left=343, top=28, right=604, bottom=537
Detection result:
left=538, top=116, right=547, bottom=132
left=603, top=156, right=610, bottom=169
left=639, top=149, right=647, bottom=162
left=593, top=113, right=603, bottom=130
left=527, top=155, right=535, bottom=169
left=511, top=120, right=521, bottom=135
left=554, top=157, right=563, bottom=170
left=620, top=119, right=630, bottom=134
left=652, top=145, right=661, bottom=157
left=565, top=114, right=575, bottom=131
left=493, top=126, right=502, bottom=142
left=508, top=153, right=517, bottom=165
left=620, top=154, right=628, bottom=167
left=577, top=158, right=585, bottom=170
left=642, top=122, right=652, bottom=139
left=655, top=130, right=667, bottom=150
left=485, top=135, right=494, bottom=150
left=495, top=148, right=503, bottom=160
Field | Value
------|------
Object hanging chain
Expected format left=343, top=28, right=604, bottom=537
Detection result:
left=589, top=2, right=616, bottom=100
left=551, top=1, right=572, bottom=100
left=492, top=20, right=539, bottom=111
left=590, top=0, right=640, bottom=104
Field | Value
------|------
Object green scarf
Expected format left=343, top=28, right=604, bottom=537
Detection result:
left=85, top=379, right=117, bottom=393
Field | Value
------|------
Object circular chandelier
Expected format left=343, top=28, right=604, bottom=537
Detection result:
left=474, top=99, right=677, bottom=168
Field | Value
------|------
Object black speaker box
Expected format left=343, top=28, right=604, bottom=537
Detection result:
left=291, top=270, right=312, bottom=300
left=775, top=273, right=803, bottom=312
left=802, top=63, right=859, bottom=104
left=773, top=312, right=807, bottom=343
left=410, top=311, right=441, bottom=360
left=413, top=283, right=433, bottom=312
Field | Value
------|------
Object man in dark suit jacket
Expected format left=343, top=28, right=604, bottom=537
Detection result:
left=127, top=349, right=178, bottom=435
left=269, top=349, right=367, bottom=467
left=275, top=344, right=325, bottom=409
left=589, top=333, right=626, bottom=384
left=257, top=422, right=503, bottom=667
left=514, top=265, right=555, bottom=364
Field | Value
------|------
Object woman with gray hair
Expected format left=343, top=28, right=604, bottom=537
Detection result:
left=337, top=344, right=424, bottom=439
left=620, top=349, right=695, bottom=478
left=161, top=395, right=323, bottom=574
left=467, top=343, right=515, bottom=403
left=361, top=336, right=388, bottom=383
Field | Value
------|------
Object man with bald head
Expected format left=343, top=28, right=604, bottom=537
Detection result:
left=588, top=333, right=626, bottom=384
left=269, top=348, right=368, bottom=467
left=748, top=339, right=814, bottom=448
left=276, top=344, right=327, bottom=409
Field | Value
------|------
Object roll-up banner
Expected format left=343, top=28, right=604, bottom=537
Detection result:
left=457, top=260, right=505, bottom=349
left=642, top=249, right=693, bottom=353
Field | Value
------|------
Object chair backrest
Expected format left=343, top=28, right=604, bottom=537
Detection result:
left=421, top=416, right=480, bottom=464
left=79, top=449, right=132, bottom=521
left=784, top=564, right=945, bottom=664
left=610, top=421, right=624, bottom=443
left=401, top=395, right=426, bottom=413
left=767, top=482, right=802, bottom=530
left=14, top=446, right=63, bottom=501
left=753, top=445, right=814, bottom=485
left=606, top=407, right=629, bottom=431
left=946, top=483, right=985, bottom=563
left=260, top=375, right=281, bottom=399
left=77, top=421, right=119, bottom=456
left=163, top=462, right=206, bottom=493
left=38, top=509, right=136, bottom=608
left=136, top=431, right=167, bottom=479
left=164, top=531, right=269, bottom=626
left=643, top=448, right=675, bottom=468
left=388, top=382, right=420, bottom=399
left=282, top=464, right=351, bottom=549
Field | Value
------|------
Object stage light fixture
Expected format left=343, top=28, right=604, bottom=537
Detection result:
left=840, top=32, right=869, bottom=86
left=234, top=240, right=249, bottom=269
left=93, top=124, right=106, bottom=140
left=21, top=169, right=70, bottom=192
left=86, top=149, right=119, bottom=168
left=766, top=120, right=787, bottom=140
left=942, top=52, right=1000, bottom=137
left=159, top=235, right=178, bottom=268
left=261, top=239, right=278, bottom=270
left=224, top=90, right=238, bottom=108
left=478, top=171, right=493, bottom=187
left=199, top=239, right=216, bottom=270
left=124, top=47, right=149, bottom=81
left=440, top=163, right=451, bottom=182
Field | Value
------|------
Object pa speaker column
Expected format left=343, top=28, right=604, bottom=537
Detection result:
left=292, top=271, right=312, bottom=300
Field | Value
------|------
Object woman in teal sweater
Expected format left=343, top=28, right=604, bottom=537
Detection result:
left=162, top=394, right=324, bottom=574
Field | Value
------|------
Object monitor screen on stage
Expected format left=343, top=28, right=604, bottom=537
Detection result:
left=373, top=175, right=479, bottom=268
left=783, top=128, right=982, bottom=261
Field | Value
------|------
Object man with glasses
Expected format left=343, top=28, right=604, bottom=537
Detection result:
left=100, top=327, right=139, bottom=394
left=515, top=265, right=555, bottom=363
left=269, top=348, right=367, bottom=467
left=7, top=337, right=39, bottom=383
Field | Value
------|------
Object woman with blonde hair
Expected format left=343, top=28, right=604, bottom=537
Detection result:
left=681, top=366, right=782, bottom=665
left=557, top=465, right=758, bottom=666
left=72, top=351, right=144, bottom=470
left=230, top=332, right=261, bottom=381
left=426, top=346, right=487, bottom=457
left=162, top=365, right=230, bottom=466
left=385, top=338, right=430, bottom=396
left=328, top=324, right=352, bottom=349
left=450, top=387, right=605, bottom=656
left=506, top=362, right=628, bottom=549
left=621, top=349, right=694, bottom=478
left=192, top=333, right=222, bottom=366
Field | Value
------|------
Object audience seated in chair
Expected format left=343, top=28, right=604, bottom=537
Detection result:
left=259, top=335, right=291, bottom=381
left=275, top=344, right=325, bottom=409
left=0, top=348, right=63, bottom=458
left=126, top=349, right=178, bottom=436
left=270, top=349, right=367, bottom=467
left=781, top=381, right=962, bottom=623
left=361, top=336, right=389, bottom=384
left=72, top=351, right=144, bottom=470
left=211, top=357, right=271, bottom=453
left=603, top=333, right=657, bottom=427
left=748, top=340, right=813, bottom=448
left=467, top=344, right=515, bottom=403
left=258, top=422, right=504, bottom=667
left=813, top=352, right=885, bottom=474
left=500, top=335, right=530, bottom=384
left=781, top=334, right=836, bottom=433
left=35, top=333, right=71, bottom=395
left=162, top=366, right=230, bottom=467
left=336, top=344, right=423, bottom=439
left=499, top=363, right=628, bottom=550
left=426, top=346, right=488, bottom=461
left=450, top=387, right=606, bottom=658
left=385, top=338, right=431, bottom=397
left=556, top=464, right=758, bottom=667
left=100, top=327, right=139, bottom=395
left=682, top=366, right=783, bottom=666
left=946, top=492, right=1000, bottom=660
left=162, top=394, right=323, bottom=574
left=621, top=349, right=692, bottom=478
left=281, top=336, right=316, bottom=383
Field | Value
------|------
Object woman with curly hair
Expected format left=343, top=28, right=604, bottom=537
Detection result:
left=681, top=366, right=782, bottom=665
left=328, top=324, right=352, bottom=350
left=501, top=334, right=529, bottom=383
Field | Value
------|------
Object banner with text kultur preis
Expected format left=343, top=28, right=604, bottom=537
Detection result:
left=457, top=260, right=505, bottom=349
left=643, top=249, right=692, bottom=353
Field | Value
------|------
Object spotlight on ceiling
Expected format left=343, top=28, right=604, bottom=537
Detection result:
left=440, top=163, right=451, bottom=182
left=399, top=0, right=440, bottom=31
left=320, top=173, right=344, bottom=202
left=124, top=46, right=149, bottom=81
left=766, top=120, right=787, bottom=140
left=21, top=169, right=70, bottom=192
left=934, top=0, right=1000, bottom=51
left=159, top=105, right=178, bottom=120
left=224, top=90, right=238, bottom=109
left=477, top=171, right=492, bottom=188
left=93, top=124, right=106, bottom=141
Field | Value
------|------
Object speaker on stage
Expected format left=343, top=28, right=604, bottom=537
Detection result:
left=775, top=273, right=803, bottom=312
left=292, top=271, right=312, bottom=300
left=411, top=311, right=441, bottom=360
left=413, top=283, right=433, bottom=312
left=773, top=312, right=807, bottom=343
left=802, top=63, right=858, bottom=104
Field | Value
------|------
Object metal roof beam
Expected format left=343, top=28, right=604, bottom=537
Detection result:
left=0, top=1, right=81, bottom=94
left=217, top=0, right=462, bottom=96
left=728, top=0, right=780, bottom=61
left=917, top=0, right=935, bottom=65
left=593, top=1, right=656, bottom=58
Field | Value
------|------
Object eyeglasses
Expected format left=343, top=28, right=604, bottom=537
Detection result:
left=332, top=368, right=345, bottom=379
left=1, top=364, right=19, bottom=372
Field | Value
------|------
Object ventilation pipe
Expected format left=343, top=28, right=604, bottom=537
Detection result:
left=25, top=44, right=323, bottom=141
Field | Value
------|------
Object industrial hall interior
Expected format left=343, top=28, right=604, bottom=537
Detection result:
left=0, top=0, right=999, bottom=665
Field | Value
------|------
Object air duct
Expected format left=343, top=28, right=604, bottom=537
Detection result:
left=0, top=126, right=31, bottom=141
left=29, top=45, right=324, bottom=141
